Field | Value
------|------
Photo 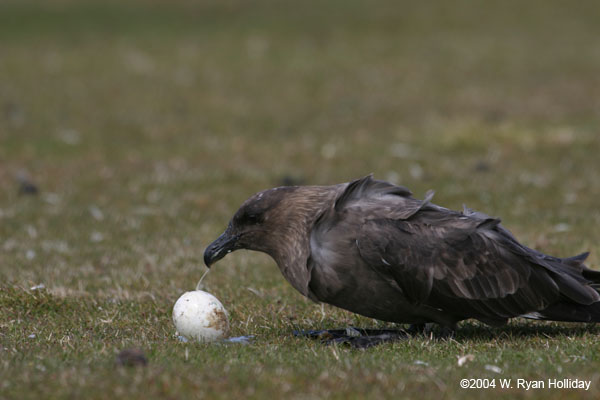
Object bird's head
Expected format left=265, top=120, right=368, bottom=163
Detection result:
left=203, top=186, right=305, bottom=268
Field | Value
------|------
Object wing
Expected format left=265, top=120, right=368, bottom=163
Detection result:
left=331, top=174, right=433, bottom=220
left=333, top=176, right=599, bottom=322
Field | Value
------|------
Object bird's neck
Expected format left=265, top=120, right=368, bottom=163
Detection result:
left=266, top=185, right=341, bottom=298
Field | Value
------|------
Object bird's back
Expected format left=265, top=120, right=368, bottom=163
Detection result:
left=307, top=175, right=600, bottom=327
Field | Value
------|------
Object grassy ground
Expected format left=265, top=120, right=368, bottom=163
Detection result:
left=2, top=1, right=600, bottom=398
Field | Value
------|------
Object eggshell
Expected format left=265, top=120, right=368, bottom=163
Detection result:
left=172, top=290, right=230, bottom=342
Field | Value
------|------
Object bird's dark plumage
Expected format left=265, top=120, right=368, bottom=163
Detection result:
left=204, top=175, right=600, bottom=330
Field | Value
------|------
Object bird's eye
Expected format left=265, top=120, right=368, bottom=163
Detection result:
left=233, top=207, right=266, bottom=226
left=245, top=213, right=262, bottom=224
left=234, top=212, right=262, bottom=225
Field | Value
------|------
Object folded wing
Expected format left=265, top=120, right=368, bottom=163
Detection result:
left=335, top=176, right=600, bottom=323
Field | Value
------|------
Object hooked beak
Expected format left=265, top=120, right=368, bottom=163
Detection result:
left=203, top=230, right=240, bottom=268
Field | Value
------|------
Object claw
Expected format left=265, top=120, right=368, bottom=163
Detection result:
left=294, top=327, right=408, bottom=348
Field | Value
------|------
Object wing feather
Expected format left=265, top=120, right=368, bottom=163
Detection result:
left=324, top=177, right=599, bottom=322
left=356, top=212, right=563, bottom=320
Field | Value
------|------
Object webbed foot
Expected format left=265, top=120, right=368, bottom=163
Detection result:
left=294, top=327, right=409, bottom=348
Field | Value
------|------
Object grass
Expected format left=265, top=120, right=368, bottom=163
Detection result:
left=1, top=0, right=600, bottom=398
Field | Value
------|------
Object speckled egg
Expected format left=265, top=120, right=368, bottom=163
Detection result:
left=172, top=290, right=230, bottom=342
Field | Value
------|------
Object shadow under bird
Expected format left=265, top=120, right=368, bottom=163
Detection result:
left=204, top=175, right=600, bottom=343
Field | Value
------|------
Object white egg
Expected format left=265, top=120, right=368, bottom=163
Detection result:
left=172, top=290, right=230, bottom=342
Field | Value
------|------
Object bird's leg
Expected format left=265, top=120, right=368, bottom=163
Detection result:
left=334, top=331, right=407, bottom=348
left=294, top=327, right=409, bottom=348
left=438, top=324, right=456, bottom=339
left=407, top=323, right=429, bottom=335
left=407, top=323, right=456, bottom=338
left=295, top=307, right=459, bottom=347
left=407, top=324, right=423, bottom=334
left=410, top=305, right=460, bottom=338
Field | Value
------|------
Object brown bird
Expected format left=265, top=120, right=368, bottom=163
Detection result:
left=204, top=175, right=600, bottom=337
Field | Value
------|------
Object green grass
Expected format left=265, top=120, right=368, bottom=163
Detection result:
left=2, top=0, right=600, bottom=398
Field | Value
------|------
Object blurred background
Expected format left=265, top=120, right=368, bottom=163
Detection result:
left=1, top=0, right=600, bottom=295
left=3, top=1, right=600, bottom=398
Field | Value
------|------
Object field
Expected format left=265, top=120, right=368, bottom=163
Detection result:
left=2, top=1, right=600, bottom=399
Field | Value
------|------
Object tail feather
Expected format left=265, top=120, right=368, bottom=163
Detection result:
left=582, top=266, right=600, bottom=281
left=536, top=251, right=600, bottom=305
left=561, top=252, right=600, bottom=281
left=562, top=252, right=590, bottom=268
left=525, top=251, right=600, bottom=323
left=534, top=302, right=600, bottom=323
